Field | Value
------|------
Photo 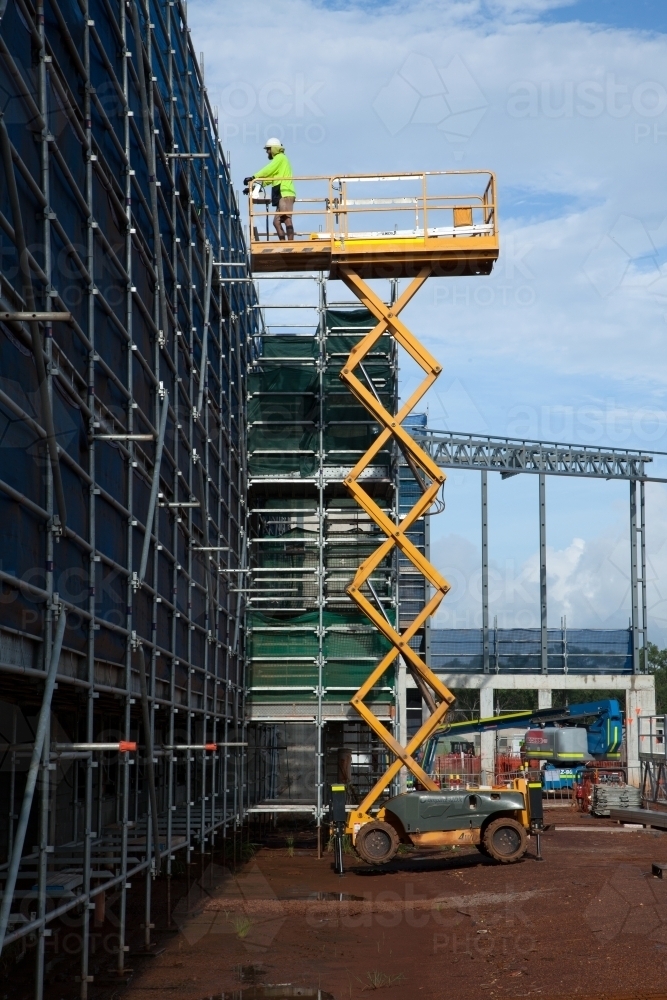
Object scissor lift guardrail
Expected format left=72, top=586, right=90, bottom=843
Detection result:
left=250, top=170, right=498, bottom=279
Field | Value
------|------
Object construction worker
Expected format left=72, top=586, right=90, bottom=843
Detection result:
left=244, top=139, right=296, bottom=241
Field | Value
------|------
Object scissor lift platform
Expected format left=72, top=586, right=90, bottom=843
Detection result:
left=249, top=170, right=498, bottom=278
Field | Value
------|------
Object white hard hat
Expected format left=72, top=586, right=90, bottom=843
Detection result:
left=264, top=137, right=283, bottom=149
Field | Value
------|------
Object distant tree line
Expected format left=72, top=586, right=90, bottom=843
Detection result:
left=642, top=643, right=667, bottom=715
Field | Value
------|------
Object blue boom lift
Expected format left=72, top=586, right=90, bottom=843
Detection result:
left=420, top=698, right=623, bottom=774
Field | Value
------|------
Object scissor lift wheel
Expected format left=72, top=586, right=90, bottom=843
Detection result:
left=482, top=818, right=527, bottom=863
left=355, top=821, right=400, bottom=865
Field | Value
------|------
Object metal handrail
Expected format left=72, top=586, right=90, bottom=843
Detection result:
left=248, top=170, right=497, bottom=246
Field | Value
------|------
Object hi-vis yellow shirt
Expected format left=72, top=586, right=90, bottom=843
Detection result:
left=254, top=153, right=296, bottom=198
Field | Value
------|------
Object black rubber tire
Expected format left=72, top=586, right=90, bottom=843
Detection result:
left=475, top=842, right=491, bottom=858
left=482, top=818, right=528, bottom=864
left=355, top=821, right=400, bottom=865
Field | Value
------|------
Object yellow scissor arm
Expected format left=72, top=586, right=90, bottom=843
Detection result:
left=337, top=265, right=458, bottom=832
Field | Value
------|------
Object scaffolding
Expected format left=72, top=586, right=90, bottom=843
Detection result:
left=246, top=281, right=400, bottom=822
left=0, top=0, right=259, bottom=993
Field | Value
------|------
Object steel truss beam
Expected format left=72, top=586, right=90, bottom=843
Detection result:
left=418, top=430, right=651, bottom=480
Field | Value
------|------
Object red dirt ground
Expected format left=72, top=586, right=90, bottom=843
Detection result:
left=114, top=808, right=667, bottom=1000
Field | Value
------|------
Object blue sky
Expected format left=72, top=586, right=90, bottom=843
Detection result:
left=543, top=1, right=667, bottom=33
left=190, top=0, right=667, bottom=639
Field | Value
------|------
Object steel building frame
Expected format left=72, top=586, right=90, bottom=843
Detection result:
left=0, top=0, right=260, bottom=994
left=418, top=429, right=653, bottom=677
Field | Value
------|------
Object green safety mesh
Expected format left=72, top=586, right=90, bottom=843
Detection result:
left=259, top=336, right=319, bottom=360
left=248, top=309, right=398, bottom=706
left=247, top=365, right=318, bottom=403
left=326, top=309, right=377, bottom=331
left=248, top=310, right=395, bottom=476
left=249, top=610, right=396, bottom=703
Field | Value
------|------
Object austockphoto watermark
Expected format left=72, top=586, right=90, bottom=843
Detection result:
left=434, top=284, right=535, bottom=309
left=433, top=929, right=536, bottom=957
left=435, top=608, right=541, bottom=630
left=507, top=75, right=667, bottom=120
left=9, top=886, right=128, bottom=955
left=172, top=869, right=539, bottom=949
left=435, top=562, right=541, bottom=615
left=216, top=75, right=326, bottom=148
left=373, top=53, right=487, bottom=149
left=14, top=928, right=125, bottom=958
left=583, top=213, right=667, bottom=300
left=507, top=401, right=667, bottom=445
left=304, top=888, right=536, bottom=937
left=0, top=563, right=124, bottom=633
left=221, top=120, right=326, bottom=148
left=0, top=553, right=213, bottom=633
left=432, top=234, right=536, bottom=308
left=306, top=897, right=538, bottom=941
left=432, top=544, right=633, bottom=628
left=433, top=563, right=558, bottom=631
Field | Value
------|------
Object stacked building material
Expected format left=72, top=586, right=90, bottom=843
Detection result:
left=592, top=783, right=642, bottom=817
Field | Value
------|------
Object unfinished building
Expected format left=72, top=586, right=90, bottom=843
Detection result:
left=0, top=0, right=258, bottom=991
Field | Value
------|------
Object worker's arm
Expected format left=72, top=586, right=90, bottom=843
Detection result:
left=253, top=159, right=280, bottom=181
left=244, top=160, right=279, bottom=193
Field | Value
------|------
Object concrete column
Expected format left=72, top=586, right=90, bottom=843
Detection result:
left=480, top=686, right=495, bottom=784
left=538, top=690, right=552, bottom=710
left=626, top=685, right=656, bottom=787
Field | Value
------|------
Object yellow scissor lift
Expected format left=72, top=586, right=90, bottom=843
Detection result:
left=249, top=172, right=539, bottom=865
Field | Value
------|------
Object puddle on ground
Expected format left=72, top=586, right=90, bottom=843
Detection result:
left=278, top=890, right=364, bottom=901
left=236, top=965, right=267, bottom=983
left=201, top=991, right=334, bottom=999
left=227, top=968, right=335, bottom=997
left=242, top=992, right=334, bottom=999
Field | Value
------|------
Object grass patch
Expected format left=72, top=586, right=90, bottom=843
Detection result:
left=359, top=971, right=406, bottom=990
left=231, top=914, right=254, bottom=939
left=326, top=833, right=355, bottom=855
left=239, top=841, right=261, bottom=863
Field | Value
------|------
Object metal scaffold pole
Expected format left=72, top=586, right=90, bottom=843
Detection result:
left=0, top=609, right=67, bottom=954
